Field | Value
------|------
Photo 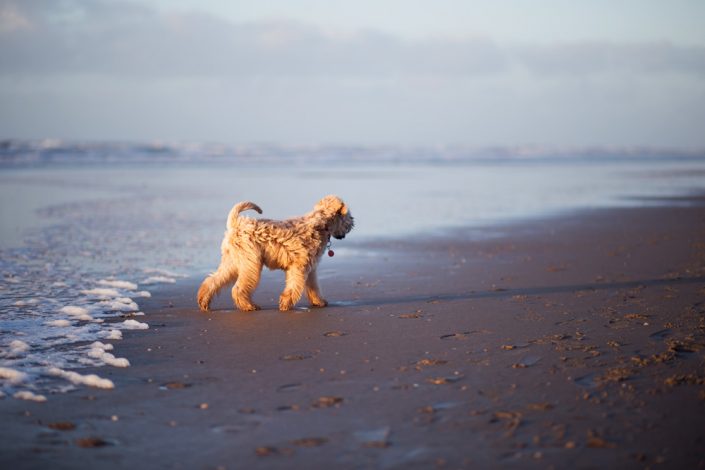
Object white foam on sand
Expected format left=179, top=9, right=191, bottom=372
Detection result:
left=143, top=268, right=185, bottom=278
left=48, top=367, right=115, bottom=389
left=98, top=298, right=139, bottom=312
left=120, top=319, right=149, bottom=330
left=91, top=341, right=113, bottom=351
left=59, top=305, right=94, bottom=321
left=97, top=279, right=138, bottom=290
left=81, top=287, right=121, bottom=298
left=88, top=342, right=130, bottom=368
left=2, top=297, right=133, bottom=400
left=0, top=268, right=162, bottom=399
left=9, top=340, right=30, bottom=354
left=0, top=367, right=28, bottom=384
left=100, top=329, right=123, bottom=340
left=13, top=390, right=47, bottom=402
left=99, top=353, right=129, bottom=367
left=141, top=275, right=176, bottom=285
left=59, top=305, right=91, bottom=316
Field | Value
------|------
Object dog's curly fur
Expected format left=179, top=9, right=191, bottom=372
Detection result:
left=197, top=195, right=354, bottom=312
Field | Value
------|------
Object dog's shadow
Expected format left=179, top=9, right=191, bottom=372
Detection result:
left=328, top=275, right=705, bottom=309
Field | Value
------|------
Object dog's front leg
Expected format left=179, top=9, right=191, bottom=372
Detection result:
left=305, top=268, right=327, bottom=308
left=279, top=266, right=306, bottom=311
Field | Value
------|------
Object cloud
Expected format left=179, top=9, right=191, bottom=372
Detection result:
left=516, top=41, right=705, bottom=76
left=2, top=0, right=704, bottom=79
left=0, top=2, right=32, bottom=32
left=1, top=0, right=704, bottom=146
left=0, top=0, right=504, bottom=77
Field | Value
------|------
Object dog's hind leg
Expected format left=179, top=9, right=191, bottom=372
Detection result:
left=198, top=262, right=237, bottom=311
left=279, top=266, right=307, bottom=311
left=233, top=260, right=262, bottom=311
left=305, top=268, right=327, bottom=308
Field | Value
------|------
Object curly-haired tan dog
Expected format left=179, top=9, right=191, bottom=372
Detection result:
left=198, top=195, right=354, bottom=312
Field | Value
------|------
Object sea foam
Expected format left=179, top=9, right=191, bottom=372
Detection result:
left=60, top=305, right=91, bottom=316
left=88, top=342, right=130, bottom=367
left=97, top=279, right=138, bottom=290
left=0, top=367, right=28, bottom=384
left=141, top=276, right=176, bottom=285
left=9, top=340, right=30, bottom=354
left=1, top=270, right=150, bottom=400
left=120, top=319, right=149, bottom=330
left=101, top=329, right=123, bottom=340
left=98, top=298, right=139, bottom=312
left=48, top=367, right=115, bottom=389
left=14, top=390, right=47, bottom=402
left=81, top=288, right=121, bottom=298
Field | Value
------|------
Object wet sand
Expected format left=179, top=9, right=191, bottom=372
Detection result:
left=2, top=198, right=705, bottom=469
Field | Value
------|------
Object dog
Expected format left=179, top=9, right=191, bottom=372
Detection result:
left=197, top=195, right=354, bottom=312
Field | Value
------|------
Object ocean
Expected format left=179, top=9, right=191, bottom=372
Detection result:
left=1, top=140, right=705, bottom=401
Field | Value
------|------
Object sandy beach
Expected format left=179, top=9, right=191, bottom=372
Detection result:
left=4, top=1, right=705, bottom=467
left=1, top=198, right=704, bottom=469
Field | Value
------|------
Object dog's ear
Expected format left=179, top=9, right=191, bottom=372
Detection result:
left=316, top=195, right=345, bottom=216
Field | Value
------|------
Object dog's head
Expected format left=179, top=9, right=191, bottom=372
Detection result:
left=315, top=195, right=354, bottom=240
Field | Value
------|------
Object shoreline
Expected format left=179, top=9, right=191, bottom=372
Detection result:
left=2, top=199, right=705, bottom=469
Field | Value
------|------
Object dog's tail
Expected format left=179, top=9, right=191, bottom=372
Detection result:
left=227, top=201, right=262, bottom=230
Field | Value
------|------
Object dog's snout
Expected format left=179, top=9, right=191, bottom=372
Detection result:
left=335, top=234, right=345, bottom=240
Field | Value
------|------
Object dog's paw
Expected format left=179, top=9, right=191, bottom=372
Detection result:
left=197, top=285, right=211, bottom=311
left=279, top=297, right=295, bottom=312
left=279, top=290, right=299, bottom=311
left=310, top=298, right=328, bottom=308
left=197, top=297, right=210, bottom=312
left=238, top=303, right=260, bottom=312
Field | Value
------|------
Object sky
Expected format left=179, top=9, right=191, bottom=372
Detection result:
left=1, top=0, right=704, bottom=147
